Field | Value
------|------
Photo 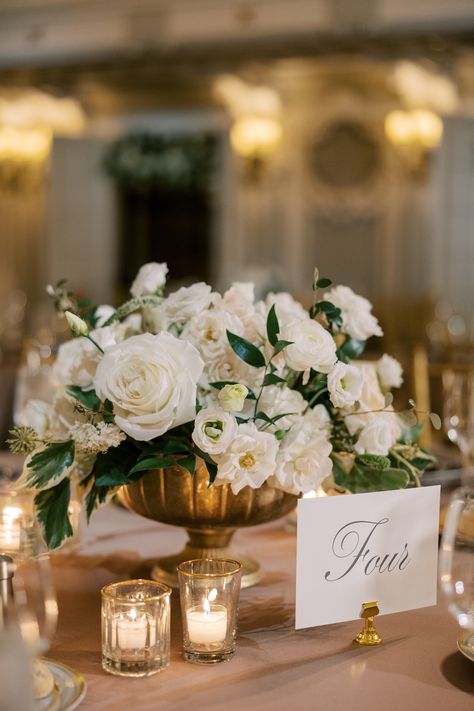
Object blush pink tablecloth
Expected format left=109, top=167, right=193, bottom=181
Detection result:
left=49, top=504, right=474, bottom=711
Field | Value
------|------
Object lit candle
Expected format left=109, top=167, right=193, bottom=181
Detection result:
left=0, top=506, right=22, bottom=552
left=186, top=589, right=228, bottom=645
left=116, top=608, right=156, bottom=650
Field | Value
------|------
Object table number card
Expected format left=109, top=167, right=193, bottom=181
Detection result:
left=296, top=486, right=440, bottom=629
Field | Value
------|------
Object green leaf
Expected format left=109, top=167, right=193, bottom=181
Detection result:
left=346, top=464, right=409, bottom=494
left=128, top=457, right=174, bottom=475
left=226, top=330, right=266, bottom=368
left=179, top=455, right=196, bottom=475
left=336, top=338, right=366, bottom=362
left=273, top=340, right=293, bottom=355
left=399, top=410, right=418, bottom=427
left=27, top=441, right=75, bottom=489
left=274, top=428, right=289, bottom=441
left=262, top=373, right=286, bottom=387
left=356, top=454, right=391, bottom=470
left=66, top=385, right=101, bottom=411
left=255, top=411, right=295, bottom=425
left=429, top=412, right=442, bottom=430
left=160, top=441, right=190, bottom=454
left=331, top=455, right=348, bottom=486
left=206, top=461, right=218, bottom=484
left=102, top=296, right=161, bottom=326
left=93, top=440, right=141, bottom=486
left=210, top=381, right=256, bottom=400
left=316, top=278, right=332, bottom=288
left=35, top=478, right=73, bottom=549
left=266, top=304, right=280, bottom=347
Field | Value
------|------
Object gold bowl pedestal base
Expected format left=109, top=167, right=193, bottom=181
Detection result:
left=150, top=527, right=262, bottom=589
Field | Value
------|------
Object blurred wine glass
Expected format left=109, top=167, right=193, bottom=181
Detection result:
left=442, top=368, right=474, bottom=485
left=439, top=487, right=474, bottom=660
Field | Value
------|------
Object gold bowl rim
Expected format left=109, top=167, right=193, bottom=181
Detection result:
left=176, top=558, right=242, bottom=578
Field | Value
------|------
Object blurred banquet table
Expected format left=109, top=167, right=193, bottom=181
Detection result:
left=47, top=504, right=474, bottom=711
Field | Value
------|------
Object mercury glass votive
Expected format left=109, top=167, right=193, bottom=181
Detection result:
left=0, top=490, right=36, bottom=559
left=101, top=579, right=171, bottom=677
left=177, top=558, right=242, bottom=664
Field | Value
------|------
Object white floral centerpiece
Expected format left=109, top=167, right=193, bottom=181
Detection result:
left=9, top=264, right=437, bottom=548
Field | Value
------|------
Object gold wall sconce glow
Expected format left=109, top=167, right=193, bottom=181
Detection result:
left=384, top=109, right=443, bottom=176
left=230, top=115, right=282, bottom=159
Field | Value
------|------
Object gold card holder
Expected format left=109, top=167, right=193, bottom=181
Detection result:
left=353, top=601, right=382, bottom=646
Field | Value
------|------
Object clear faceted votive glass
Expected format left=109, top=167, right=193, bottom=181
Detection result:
left=177, top=558, right=242, bottom=664
left=101, top=579, right=171, bottom=677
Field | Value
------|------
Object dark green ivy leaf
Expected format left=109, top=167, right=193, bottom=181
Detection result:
left=226, top=330, right=266, bottom=368
left=35, top=478, right=73, bottom=549
left=27, top=441, right=75, bottom=489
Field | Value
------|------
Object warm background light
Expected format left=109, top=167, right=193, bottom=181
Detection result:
left=230, top=115, right=282, bottom=158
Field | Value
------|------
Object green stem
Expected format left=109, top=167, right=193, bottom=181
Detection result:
left=86, top=335, right=104, bottom=354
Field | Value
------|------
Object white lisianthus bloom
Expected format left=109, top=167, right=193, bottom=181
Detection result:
left=213, top=422, right=278, bottom=494
left=17, top=399, right=52, bottom=436
left=376, top=354, right=403, bottom=390
left=218, top=384, right=248, bottom=413
left=272, top=411, right=333, bottom=495
left=192, top=406, right=238, bottom=455
left=282, top=319, right=337, bottom=374
left=258, top=385, right=307, bottom=431
left=52, top=326, right=117, bottom=389
left=325, top=285, right=383, bottom=341
left=130, top=262, right=168, bottom=298
left=65, top=311, right=89, bottom=337
left=354, top=414, right=401, bottom=456
left=94, top=332, right=204, bottom=441
left=327, top=361, right=363, bottom=409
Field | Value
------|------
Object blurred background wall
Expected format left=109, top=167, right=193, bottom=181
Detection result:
left=1, top=0, right=474, bottom=440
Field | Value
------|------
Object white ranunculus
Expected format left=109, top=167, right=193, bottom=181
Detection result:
left=192, top=406, right=238, bottom=455
left=182, top=308, right=244, bottom=364
left=165, top=282, right=215, bottom=324
left=327, top=361, right=363, bottom=409
left=265, top=292, right=308, bottom=327
left=376, top=354, right=403, bottom=390
left=94, top=332, right=204, bottom=441
left=213, top=422, right=278, bottom=494
left=325, top=285, right=383, bottom=341
left=354, top=414, right=401, bottom=456
left=17, top=399, right=52, bottom=436
left=282, top=319, right=337, bottom=374
left=218, top=384, right=248, bottom=413
left=130, top=262, right=168, bottom=298
left=258, top=385, right=306, bottom=431
left=52, top=326, right=117, bottom=389
left=272, top=410, right=333, bottom=494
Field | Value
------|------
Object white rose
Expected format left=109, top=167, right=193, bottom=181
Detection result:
left=94, top=332, right=204, bottom=441
left=183, top=308, right=243, bottom=364
left=376, top=354, right=403, bottom=390
left=52, top=326, right=116, bottom=389
left=354, top=414, right=401, bottom=456
left=218, top=384, right=248, bottom=413
left=258, top=385, right=306, bottom=431
left=282, top=319, right=337, bottom=373
left=94, top=304, right=115, bottom=327
left=273, top=429, right=332, bottom=495
left=327, top=361, right=363, bottom=408
left=307, top=403, right=331, bottom=433
left=165, top=283, right=215, bottom=323
left=213, top=422, right=278, bottom=494
left=325, top=285, right=383, bottom=341
left=192, top=407, right=238, bottom=455
left=204, top=349, right=264, bottom=392
left=17, top=399, right=52, bottom=436
left=130, top=262, right=168, bottom=298
left=265, top=292, right=308, bottom=327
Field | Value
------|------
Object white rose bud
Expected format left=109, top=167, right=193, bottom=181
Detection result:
left=218, top=384, right=249, bottom=412
left=192, top=407, right=238, bottom=455
left=130, top=262, right=168, bottom=298
left=65, top=311, right=89, bottom=337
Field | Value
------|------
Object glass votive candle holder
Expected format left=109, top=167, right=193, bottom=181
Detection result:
left=0, top=490, right=36, bottom=559
left=177, top=558, right=242, bottom=664
left=101, top=579, right=171, bottom=677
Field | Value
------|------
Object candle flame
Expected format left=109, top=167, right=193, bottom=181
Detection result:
left=203, top=597, right=211, bottom=615
left=129, top=608, right=137, bottom=622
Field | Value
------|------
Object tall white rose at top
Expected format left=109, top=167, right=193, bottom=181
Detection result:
left=130, top=262, right=169, bottom=298
left=325, top=285, right=383, bottom=341
left=94, top=332, right=203, bottom=441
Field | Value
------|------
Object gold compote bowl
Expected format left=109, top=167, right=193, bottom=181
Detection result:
left=118, top=458, right=297, bottom=588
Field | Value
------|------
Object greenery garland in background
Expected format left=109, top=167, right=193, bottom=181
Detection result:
left=103, top=132, right=217, bottom=194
